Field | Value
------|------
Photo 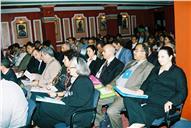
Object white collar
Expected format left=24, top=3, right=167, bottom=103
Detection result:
left=106, top=56, right=115, bottom=65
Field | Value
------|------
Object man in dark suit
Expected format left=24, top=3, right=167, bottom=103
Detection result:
left=96, top=44, right=124, bottom=86
left=95, top=44, right=124, bottom=126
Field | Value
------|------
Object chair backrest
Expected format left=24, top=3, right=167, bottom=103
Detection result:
left=26, top=99, right=36, bottom=126
left=93, top=89, right=100, bottom=108
left=70, top=89, right=100, bottom=128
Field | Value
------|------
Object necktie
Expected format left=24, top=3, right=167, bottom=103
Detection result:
left=38, top=61, right=42, bottom=72
left=64, top=73, right=71, bottom=89
left=100, top=61, right=108, bottom=77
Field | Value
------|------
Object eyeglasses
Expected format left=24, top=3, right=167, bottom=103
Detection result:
left=70, top=66, right=76, bottom=69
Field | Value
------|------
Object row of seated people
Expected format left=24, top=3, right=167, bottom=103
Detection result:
left=1, top=37, right=187, bottom=127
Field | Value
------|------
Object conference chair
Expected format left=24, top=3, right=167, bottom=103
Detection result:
left=151, top=104, right=183, bottom=128
left=54, top=89, right=100, bottom=128
left=25, top=99, right=36, bottom=128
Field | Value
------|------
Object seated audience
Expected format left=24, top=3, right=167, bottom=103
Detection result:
left=96, top=40, right=105, bottom=59
left=54, top=50, right=79, bottom=91
left=31, top=48, right=46, bottom=74
left=58, top=42, right=71, bottom=65
left=0, top=79, right=28, bottom=128
left=96, top=44, right=124, bottom=85
left=14, top=42, right=34, bottom=72
left=112, top=38, right=132, bottom=65
left=0, top=58, right=20, bottom=85
left=32, top=47, right=61, bottom=87
left=106, top=43, right=154, bottom=128
left=123, top=46, right=187, bottom=127
left=86, top=45, right=104, bottom=76
left=33, top=57, right=94, bottom=128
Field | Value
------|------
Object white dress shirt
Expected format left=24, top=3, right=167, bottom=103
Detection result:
left=0, top=79, right=28, bottom=128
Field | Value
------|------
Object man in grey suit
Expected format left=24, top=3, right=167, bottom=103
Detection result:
left=107, top=43, right=154, bottom=128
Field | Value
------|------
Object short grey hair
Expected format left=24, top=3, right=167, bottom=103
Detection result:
left=71, top=57, right=90, bottom=76
left=41, top=47, right=54, bottom=57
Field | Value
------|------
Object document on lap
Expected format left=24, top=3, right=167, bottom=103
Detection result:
left=24, top=70, right=40, bottom=81
left=98, top=87, right=116, bottom=99
left=89, top=75, right=101, bottom=85
left=30, top=86, right=58, bottom=93
left=89, top=75, right=115, bottom=99
left=36, top=95, right=65, bottom=105
left=113, top=86, right=148, bottom=99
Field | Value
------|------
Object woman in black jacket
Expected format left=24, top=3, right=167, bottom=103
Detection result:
left=123, top=46, right=187, bottom=127
left=33, top=57, right=95, bottom=128
left=86, top=45, right=104, bottom=76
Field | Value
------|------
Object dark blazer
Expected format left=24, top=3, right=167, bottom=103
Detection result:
left=123, top=64, right=187, bottom=127
left=27, top=57, right=46, bottom=74
left=141, top=64, right=187, bottom=107
left=89, top=57, right=104, bottom=76
left=99, top=57, right=124, bottom=85
left=33, top=75, right=94, bottom=128
left=1, top=68, right=20, bottom=85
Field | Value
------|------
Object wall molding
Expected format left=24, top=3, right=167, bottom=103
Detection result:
left=89, top=17, right=96, bottom=37
left=1, top=8, right=40, bottom=14
left=62, top=18, right=71, bottom=41
left=33, top=19, right=43, bottom=42
left=1, top=22, right=11, bottom=49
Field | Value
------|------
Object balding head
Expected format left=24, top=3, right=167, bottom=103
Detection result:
left=102, top=44, right=115, bottom=60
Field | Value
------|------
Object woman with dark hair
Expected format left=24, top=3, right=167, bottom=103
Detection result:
left=53, top=49, right=79, bottom=91
left=123, top=46, right=187, bottom=127
left=86, top=45, right=104, bottom=76
left=33, top=57, right=95, bottom=128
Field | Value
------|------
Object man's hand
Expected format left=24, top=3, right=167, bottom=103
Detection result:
left=164, top=101, right=173, bottom=112
left=136, top=89, right=144, bottom=95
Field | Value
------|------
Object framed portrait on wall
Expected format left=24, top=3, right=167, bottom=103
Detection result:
left=16, top=23, right=28, bottom=38
left=99, top=18, right=107, bottom=31
left=76, top=19, right=85, bottom=33
left=122, top=17, right=128, bottom=29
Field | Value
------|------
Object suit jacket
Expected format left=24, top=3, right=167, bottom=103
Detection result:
left=117, top=47, right=132, bottom=65
left=141, top=64, right=187, bottom=107
left=89, top=57, right=104, bottom=76
left=17, top=54, right=31, bottom=71
left=38, top=58, right=61, bottom=87
left=27, top=57, right=46, bottom=74
left=110, top=60, right=154, bottom=90
left=99, top=57, right=124, bottom=86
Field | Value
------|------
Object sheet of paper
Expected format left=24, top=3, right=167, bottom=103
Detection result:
left=31, top=86, right=58, bottom=93
left=24, top=70, right=36, bottom=81
left=36, top=96, right=65, bottom=105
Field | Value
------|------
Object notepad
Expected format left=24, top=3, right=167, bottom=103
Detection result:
left=98, top=87, right=116, bottom=99
left=36, top=95, right=65, bottom=105
left=31, top=86, right=58, bottom=93
left=113, top=86, right=148, bottom=99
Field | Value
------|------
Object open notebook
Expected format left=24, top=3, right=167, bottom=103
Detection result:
left=113, top=86, right=148, bottom=99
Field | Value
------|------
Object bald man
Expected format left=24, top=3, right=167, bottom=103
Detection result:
left=96, top=44, right=124, bottom=85
left=95, top=44, right=124, bottom=127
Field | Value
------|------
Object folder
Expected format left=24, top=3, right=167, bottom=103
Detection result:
left=113, top=86, right=148, bottom=99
